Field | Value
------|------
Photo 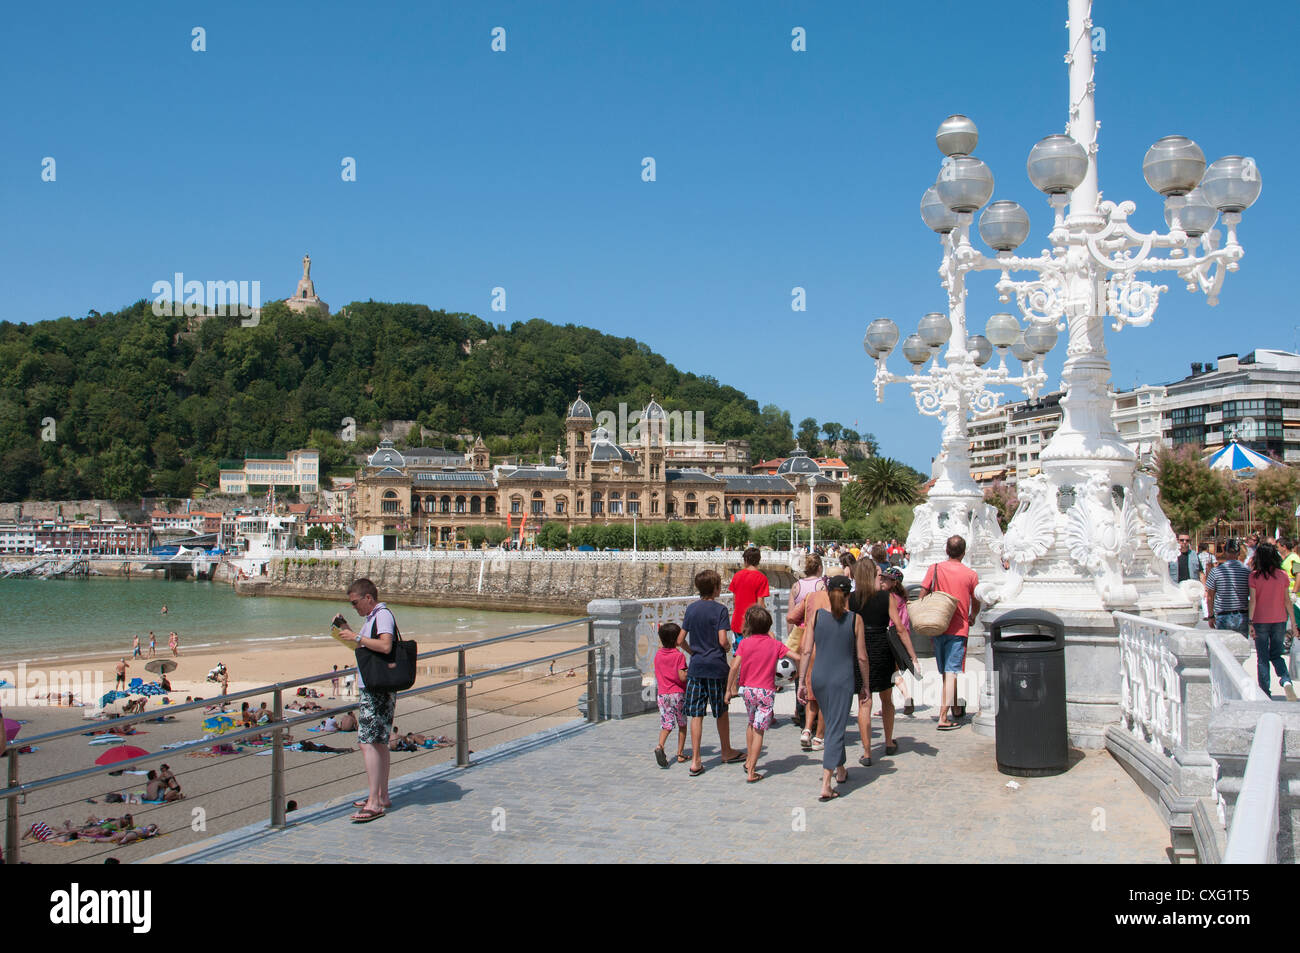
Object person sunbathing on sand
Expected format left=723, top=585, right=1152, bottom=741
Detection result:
left=335, top=712, right=358, bottom=732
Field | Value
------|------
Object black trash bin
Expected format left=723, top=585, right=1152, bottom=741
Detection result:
left=990, top=609, right=1067, bottom=777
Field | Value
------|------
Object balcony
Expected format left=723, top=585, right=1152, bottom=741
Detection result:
left=1205, top=411, right=1223, bottom=425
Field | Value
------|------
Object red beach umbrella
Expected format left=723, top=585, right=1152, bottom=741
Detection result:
left=3, top=718, right=19, bottom=742
left=94, top=745, right=149, bottom=766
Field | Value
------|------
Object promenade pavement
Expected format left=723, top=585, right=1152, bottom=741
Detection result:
left=151, top=701, right=1172, bottom=864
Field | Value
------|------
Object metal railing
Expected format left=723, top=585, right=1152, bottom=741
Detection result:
left=3, top=617, right=602, bottom=864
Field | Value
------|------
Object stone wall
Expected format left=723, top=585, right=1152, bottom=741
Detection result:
left=0, top=500, right=131, bottom=521
left=234, top=555, right=797, bottom=613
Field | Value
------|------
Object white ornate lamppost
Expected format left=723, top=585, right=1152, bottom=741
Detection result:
left=876, top=0, right=1261, bottom=746
left=865, top=145, right=1061, bottom=582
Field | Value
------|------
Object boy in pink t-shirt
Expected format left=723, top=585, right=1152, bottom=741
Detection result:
left=654, top=623, right=690, bottom=767
left=725, top=605, right=797, bottom=782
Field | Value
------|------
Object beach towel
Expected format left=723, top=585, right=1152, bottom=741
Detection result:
left=160, top=738, right=207, bottom=750
left=88, top=737, right=126, bottom=746
left=27, top=821, right=54, bottom=842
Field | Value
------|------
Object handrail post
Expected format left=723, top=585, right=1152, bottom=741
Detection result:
left=4, top=751, right=18, bottom=865
left=456, top=650, right=470, bottom=767
left=270, top=688, right=286, bottom=828
left=587, top=619, right=599, bottom=723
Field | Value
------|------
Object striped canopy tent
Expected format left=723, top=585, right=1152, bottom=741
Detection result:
left=1205, top=440, right=1275, bottom=472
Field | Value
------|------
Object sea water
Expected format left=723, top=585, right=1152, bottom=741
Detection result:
left=0, top=577, right=572, bottom=664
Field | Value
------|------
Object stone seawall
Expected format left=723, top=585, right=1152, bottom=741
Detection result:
left=234, top=556, right=798, bottom=614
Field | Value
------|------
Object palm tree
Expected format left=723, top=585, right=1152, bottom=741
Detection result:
left=854, top=458, right=921, bottom=509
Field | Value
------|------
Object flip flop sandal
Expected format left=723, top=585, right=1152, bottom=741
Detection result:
left=689, top=765, right=706, bottom=777
left=353, top=799, right=392, bottom=809
left=721, top=754, right=746, bottom=764
left=818, top=790, right=840, bottom=802
left=654, top=748, right=669, bottom=768
left=885, top=742, right=899, bottom=756
left=859, top=755, right=872, bottom=767
left=936, top=722, right=962, bottom=731
left=746, top=773, right=765, bottom=783
left=350, top=809, right=384, bottom=823
left=800, top=730, right=812, bottom=750
left=676, top=754, right=689, bottom=763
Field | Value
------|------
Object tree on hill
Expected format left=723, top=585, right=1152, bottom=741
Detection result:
left=0, top=301, right=796, bottom=501
left=796, top=417, right=820, bottom=453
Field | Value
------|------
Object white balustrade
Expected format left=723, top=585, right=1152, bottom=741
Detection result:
left=1115, top=612, right=1183, bottom=759
left=1223, top=713, right=1283, bottom=864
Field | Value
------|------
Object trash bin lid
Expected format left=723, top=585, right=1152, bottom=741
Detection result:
left=990, top=608, right=1065, bottom=648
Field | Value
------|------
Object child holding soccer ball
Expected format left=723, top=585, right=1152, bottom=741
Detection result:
left=725, top=604, right=798, bottom=783
left=653, top=622, right=690, bottom=767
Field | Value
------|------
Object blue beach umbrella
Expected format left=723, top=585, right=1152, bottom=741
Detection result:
left=203, top=715, right=235, bottom=735
left=1206, top=441, right=1275, bottom=472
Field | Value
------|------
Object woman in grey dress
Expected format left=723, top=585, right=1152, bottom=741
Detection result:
left=799, top=574, right=868, bottom=801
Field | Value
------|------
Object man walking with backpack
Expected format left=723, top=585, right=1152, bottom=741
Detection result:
left=919, top=536, right=979, bottom=731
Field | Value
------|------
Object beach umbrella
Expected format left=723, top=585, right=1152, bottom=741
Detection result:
left=94, top=745, right=148, bottom=766
left=3, top=718, right=19, bottom=742
left=144, top=659, right=177, bottom=675
left=1206, top=440, right=1275, bottom=472
left=203, top=715, right=235, bottom=735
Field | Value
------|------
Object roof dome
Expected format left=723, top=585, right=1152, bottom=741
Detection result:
left=643, top=396, right=665, bottom=420
left=590, top=425, right=635, bottom=462
left=367, top=439, right=406, bottom=468
left=776, top=445, right=821, bottom=475
left=567, top=394, right=593, bottom=419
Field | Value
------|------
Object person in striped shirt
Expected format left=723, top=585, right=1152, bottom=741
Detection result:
left=1206, top=539, right=1251, bottom=637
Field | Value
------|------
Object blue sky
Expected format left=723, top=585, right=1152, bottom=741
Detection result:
left=2, top=1, right=1295, bottom=470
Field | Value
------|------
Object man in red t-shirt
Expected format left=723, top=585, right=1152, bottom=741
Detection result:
left=920, top=535, right=980, bottom=731
left=728, top=547, right=770, bottom=648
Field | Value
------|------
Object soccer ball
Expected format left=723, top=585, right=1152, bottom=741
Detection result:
left=775, top=657, right=797, bottom=688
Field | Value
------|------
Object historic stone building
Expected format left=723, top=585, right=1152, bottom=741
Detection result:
left=354, top=397, right=840, bottom=548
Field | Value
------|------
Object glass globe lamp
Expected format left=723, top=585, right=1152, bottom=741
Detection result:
left=967, top=334, right=993, bottom=367
left=985, top=312, right=1021, bottom=349
left=920, top=186, right=959, bottom=233
left=979, top=200, right=1031, bottom=251
left=864, top=318, right=900, bottom=358
left=917, top=311, right=952, bottom=348
left=936, top=156, right=994, bottom=213
left=1011, top=332, right=1036, bottom=364
left=1164, top=187, right=1218, bottom=238
left=1142, top=136, right=1206, bottom=197
left=936, top=115, right=978, bottom=157
left=1023, top=320, right=1059, bottom=355
left=1200, top=156, right=1262, bottom=213
left=901, top=334, right=930, bottom=367
left=1027, top=135, right=1088, bottom=195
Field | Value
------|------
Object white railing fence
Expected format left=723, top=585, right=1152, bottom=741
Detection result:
left=1115, top=612, right=1184, bottom=760
left=1223, top=712, right=1283, bottom=864
left=1205, top=630, right=1269, bottom=831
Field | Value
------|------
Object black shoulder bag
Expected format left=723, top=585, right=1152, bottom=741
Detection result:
left=355, top=609, right=418, bottom=692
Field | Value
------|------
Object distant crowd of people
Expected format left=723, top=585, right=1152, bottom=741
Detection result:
left=1172, top=532, right=1299, bottom=699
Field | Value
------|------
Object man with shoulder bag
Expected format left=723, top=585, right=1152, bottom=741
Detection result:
left=916, top=536, right=980, bottom=732
left=334, top=578, right=416, bottom=823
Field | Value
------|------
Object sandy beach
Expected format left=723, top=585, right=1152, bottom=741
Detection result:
left=3, top=628, right=591, bottom=864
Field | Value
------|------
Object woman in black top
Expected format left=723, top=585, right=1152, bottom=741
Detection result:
left=849, top=560, right=915, bottom=765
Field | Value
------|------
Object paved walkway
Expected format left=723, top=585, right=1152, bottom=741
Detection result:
left=151, top=707, right=1171, bottom=863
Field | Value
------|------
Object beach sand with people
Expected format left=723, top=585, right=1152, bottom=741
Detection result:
left=3, top=628, right=589, bottom=864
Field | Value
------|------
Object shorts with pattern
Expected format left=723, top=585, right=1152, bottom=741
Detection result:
left=683, top=676, right=727, bottom=718
left=357, top=687, right=396, bottom=744
left=657, top=691, right=686, bottom=730
left=741, top=686, right=776, bottom=731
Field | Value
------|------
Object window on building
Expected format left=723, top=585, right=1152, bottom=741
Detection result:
left=486, top=497, right=496, bottom=514
left=470, top=496, right=481, bottom=514
left=531, top=491, right=544, bottom=515
left=686, top=492, right=697, bottom=516
left=628, top=492, right=639, bottom=516
left=455, top=495, right=467, bottom=514
left=382, top=491, right=399, bottom=515
left=707, top=498, right=718, bottom=516
left=510, top=497, right=522, bottom=515
left=555, top=497, right=567, bottom=515
left=609, top=492, right=622, bottom=515
left=592, top=492, right=603, bottom=515
left=816, top=495, right=831, bottom=517
left=651, top=495, right=659, bottom=515
left=744, top=499, right=754, bottom=515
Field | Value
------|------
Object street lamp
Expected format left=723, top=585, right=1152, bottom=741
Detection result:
left=873, top=0, right=1260, bottom=630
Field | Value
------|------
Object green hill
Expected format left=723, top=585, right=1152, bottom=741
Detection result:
left=0, top=300, right=797, bottom=501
